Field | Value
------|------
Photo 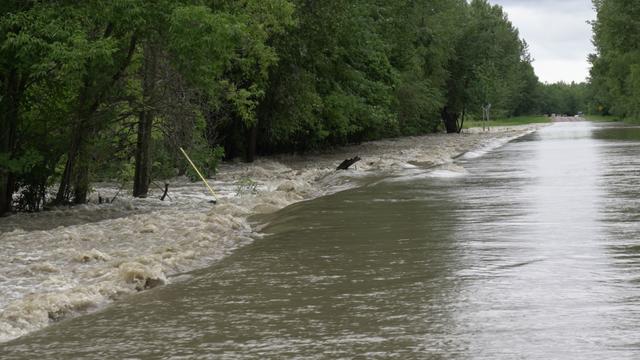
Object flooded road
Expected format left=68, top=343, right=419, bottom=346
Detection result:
left=2, top=122, right=640, bottom=359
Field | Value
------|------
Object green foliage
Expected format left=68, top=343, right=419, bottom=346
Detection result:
left=590, top=0, right=640, bottom=118
left=168, top=6, right=235, bottom=93
left=538, top=82, right=588, bottom=116
left=0, top=2, right=96, bottom=211
left=184, top=145, right=225, bottom=182
left=444, top=0, right=534, bottom=122
left=0, top=148, right=42, bottom=174
left=261, top=0, right=435, bottom=150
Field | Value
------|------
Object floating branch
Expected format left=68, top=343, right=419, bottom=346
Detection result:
left=337, top=156, right=362, bottom=170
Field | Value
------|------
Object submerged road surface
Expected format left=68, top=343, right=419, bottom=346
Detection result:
left=2, top=122, right=640, bottom=359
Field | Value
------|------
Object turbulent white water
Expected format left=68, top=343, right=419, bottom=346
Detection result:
left=0, top=165, right=329, bottom=342
left=0, top=125, right=544, bottom=343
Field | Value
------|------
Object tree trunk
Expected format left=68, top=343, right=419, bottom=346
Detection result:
left=55, top=124, right=84, bottom=204
left=245, top=123, right=258, bottom=163
left=0, top=70, right=21, bottom=215
left=133, top=44, right=157, bottom=198
left=73, top=154, right=90, bottom=204
left=457, top=107, right=466, bottom=134
left=133, top=111, right=153, bottom=197
left=56, top=126, right=94, bottom=205
left=441, top=107, right=460, bottom=134
left=0, top=173, right=12, bottom=216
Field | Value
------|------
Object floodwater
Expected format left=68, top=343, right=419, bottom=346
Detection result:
left=2, top=122, right=640, bottom=359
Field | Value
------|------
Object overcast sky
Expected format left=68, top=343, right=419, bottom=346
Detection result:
left=490, top=0, right=596, bottom=84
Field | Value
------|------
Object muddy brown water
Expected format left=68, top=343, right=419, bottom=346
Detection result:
left=2, top=122, right=640, bottom=359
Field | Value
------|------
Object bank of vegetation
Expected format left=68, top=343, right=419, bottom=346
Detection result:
left=589, top=0, right=640, bottom=124
left=0, top=0, right=631, bottom=216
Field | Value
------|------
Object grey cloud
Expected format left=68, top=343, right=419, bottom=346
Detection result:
left=491, top=0, right=595, bottom=83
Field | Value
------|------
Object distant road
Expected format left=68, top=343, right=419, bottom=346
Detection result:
left=552, top=116, right=585, bottom=122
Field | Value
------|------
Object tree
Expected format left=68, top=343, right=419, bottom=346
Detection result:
left=537, top=82, right=588, bottom=116
left=442, top=0, right=531, bottom=133
left=53, top=1, right=142, bottom=205
left=132, top=2, right=227, bottom=197
left=259, top=0, right=402, bottom=152
left=590, top=0, right=640, bottom=118
left=0, top=2, right=88, bottom=214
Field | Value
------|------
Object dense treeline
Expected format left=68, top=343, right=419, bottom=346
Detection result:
left=0, top=0, right=543, bottom=215
left=589, top=0, right=640, bottom=118
left=538, top=82, right=588, bottom=116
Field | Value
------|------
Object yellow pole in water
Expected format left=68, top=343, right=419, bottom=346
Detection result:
left=179, top=147, right=217, bottom=201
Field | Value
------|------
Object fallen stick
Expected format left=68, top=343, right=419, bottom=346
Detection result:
left=179, top=147, right=217, bottom=204
left=160, top=183, right=169, bottom=201
left=111, top=183, right=125, bottom=203
left=152, top=181, right=172, bottom=201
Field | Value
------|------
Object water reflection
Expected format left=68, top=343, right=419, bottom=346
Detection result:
left=448, top=122, right=627, bottom=358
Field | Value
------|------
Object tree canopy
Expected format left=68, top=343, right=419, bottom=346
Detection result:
left=589, top=0, right=640, bottom=118
left=0, top=0, right=564, bottom=215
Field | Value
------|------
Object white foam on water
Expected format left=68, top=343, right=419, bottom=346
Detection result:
left=381, top=163, right=470, bottom=185
left=0, top=124, right=546, bottom=343
left=461, top=137, right=512, bottom=159
left=460, top=128, right=538, bottom=160
left=429, top=169, right=469, bottom=178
